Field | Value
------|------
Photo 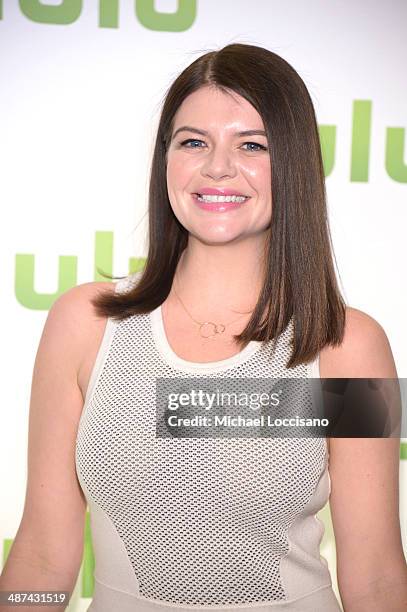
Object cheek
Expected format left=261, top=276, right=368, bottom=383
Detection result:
left=242, top=159, right=271, bottom=185
left=167, top=153, right=200, bottom=187
left=166, top=156, right=192, bottom=223
left=166, top=156, right=183, bottom=187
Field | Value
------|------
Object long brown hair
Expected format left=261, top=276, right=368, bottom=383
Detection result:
left=91, top=43, right=346, bottom=368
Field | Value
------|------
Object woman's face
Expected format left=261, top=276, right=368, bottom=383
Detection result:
left=166, top=85, right=272, bottom=245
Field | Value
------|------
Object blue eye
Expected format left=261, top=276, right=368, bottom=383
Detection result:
left=242, top=142, right=268, bottom=152
left=180, top=139, right=204, bottom=148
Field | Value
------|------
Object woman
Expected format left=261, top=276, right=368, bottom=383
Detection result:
left=1, top=43, right=406, bottom=611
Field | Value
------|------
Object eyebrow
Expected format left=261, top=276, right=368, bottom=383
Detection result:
left=171, top=125, right=267, bottom=140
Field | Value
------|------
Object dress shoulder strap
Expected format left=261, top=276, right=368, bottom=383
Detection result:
left=114, top=270, right=143, bottom=295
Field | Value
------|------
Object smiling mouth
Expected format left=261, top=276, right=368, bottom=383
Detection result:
left=193, top=193, right=250, bottom=202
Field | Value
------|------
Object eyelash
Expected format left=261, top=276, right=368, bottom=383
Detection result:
left=179, top=138, right=268, bottom=152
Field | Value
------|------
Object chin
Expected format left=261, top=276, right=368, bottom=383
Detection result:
left=190, top=228, right=245, bottom=245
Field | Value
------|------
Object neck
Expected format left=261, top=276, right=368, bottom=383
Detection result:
left=172, top=235, right=267, bottom=317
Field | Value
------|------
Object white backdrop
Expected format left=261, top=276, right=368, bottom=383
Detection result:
left=1, top=1, right=406, bottom=610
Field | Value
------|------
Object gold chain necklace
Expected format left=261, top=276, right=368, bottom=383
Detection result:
left=172, top=278, right=252, bottom=340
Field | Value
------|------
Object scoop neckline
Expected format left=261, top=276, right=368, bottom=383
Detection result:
left=149, top=303, right=263, bottom=373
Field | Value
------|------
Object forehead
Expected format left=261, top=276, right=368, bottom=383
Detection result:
left=172, top=86, right=264, bottom=130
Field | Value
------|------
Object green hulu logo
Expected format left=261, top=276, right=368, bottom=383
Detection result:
left=0, top=0, right=197, bottom=31
left=15, top=231, right=146, bottom=310
left=320, top=100, right=406, bottom=182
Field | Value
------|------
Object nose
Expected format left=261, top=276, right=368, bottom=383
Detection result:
left=200, top=144, right=237, bottom=181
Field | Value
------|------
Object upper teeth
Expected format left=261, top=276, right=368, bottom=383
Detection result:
left=197, top=194, right=248, bottom=202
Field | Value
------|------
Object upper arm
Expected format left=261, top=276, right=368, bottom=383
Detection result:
left=321, top=308, right=406, bottom=601
left=13, top=283, right=101, bottom=579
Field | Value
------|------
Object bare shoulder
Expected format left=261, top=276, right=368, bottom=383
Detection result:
left=49, top=281, right=114, bottom=343
left=319, top=306, right=398, bottom=378
left=320, top=306, right=398, bottom=454
left=55, top=280, right=115, bottom=310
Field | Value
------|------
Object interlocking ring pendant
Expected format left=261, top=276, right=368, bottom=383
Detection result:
left=199, top=321, right=226, bottom=338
